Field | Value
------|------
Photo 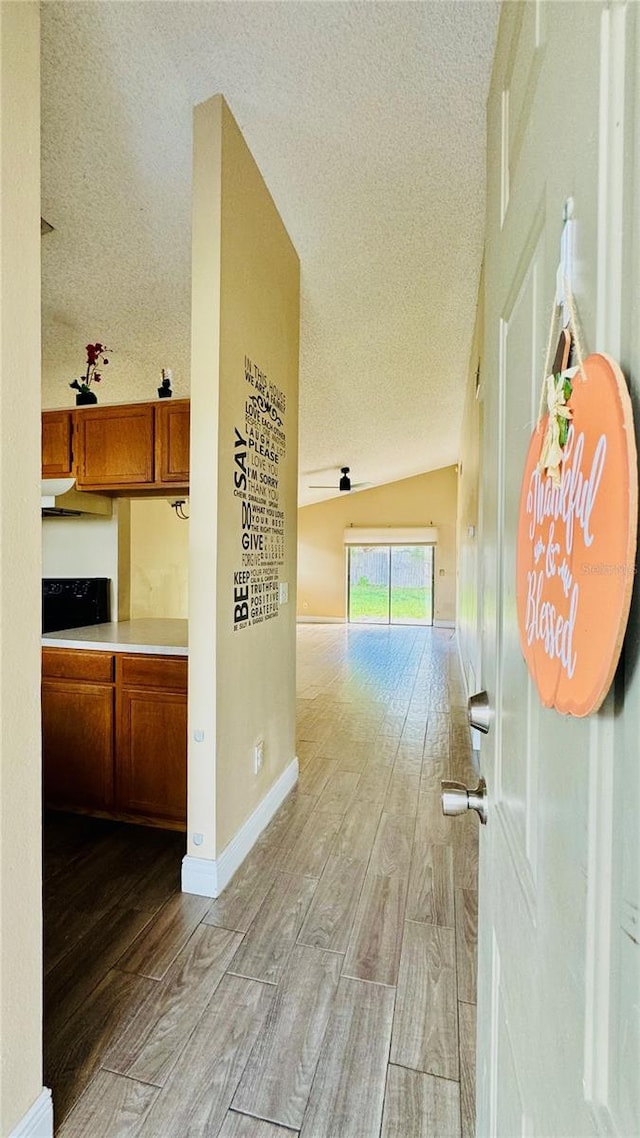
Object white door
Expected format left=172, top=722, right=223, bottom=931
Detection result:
left=476, top=3, right=639, bottom=1134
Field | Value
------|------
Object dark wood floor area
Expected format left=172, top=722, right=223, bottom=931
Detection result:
left=44, top=625, right=478, bottom=1137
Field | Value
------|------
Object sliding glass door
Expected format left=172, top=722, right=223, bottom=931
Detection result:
left=390, top=544, right=434, bottom=624
left=348, top=545, right=391, bottom=623
left=347, top=545, right=434, bottom=625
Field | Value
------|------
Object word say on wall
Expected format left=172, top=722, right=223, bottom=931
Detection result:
left=233, top=355, right=286, bottom=631
left=516, top=353, right=637, bottom=716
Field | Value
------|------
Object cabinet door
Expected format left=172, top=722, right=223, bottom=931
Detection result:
left=42, top=679, right=114, bottom=810
left=116, top=687, right=187, bottom=825
left=42, top=410, right=73, bottom=478
left=156, top=400, right=190, bottom=484
left=75, top=403, right=154, bottom=488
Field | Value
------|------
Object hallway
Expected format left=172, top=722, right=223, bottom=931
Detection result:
left=45, top=625, right=478, bottom=1137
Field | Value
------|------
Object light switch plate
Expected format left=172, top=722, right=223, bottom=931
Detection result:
left=279, top=582, right=289, bottom=604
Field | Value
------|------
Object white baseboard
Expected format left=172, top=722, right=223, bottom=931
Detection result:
left=181, top=756, right=299, bottom=898
left=9, top=1089, right=53, bottom=1138
left=434, top=619, right=456, bottom=628
left=181, top=854, right=219, bottom=898
left=296, top=616, right=345, bottom=624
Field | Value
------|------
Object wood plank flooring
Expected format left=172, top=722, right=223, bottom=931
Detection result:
left=45, top=624, right=478, bottom=1137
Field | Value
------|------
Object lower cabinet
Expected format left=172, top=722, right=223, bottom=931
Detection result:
left=42, top=648, right=187, bottom=829
left=116, top=656, right=187, bottom=826
left=42, top=679, right=114, bottom=811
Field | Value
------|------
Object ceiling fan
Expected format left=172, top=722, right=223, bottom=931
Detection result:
left=309, top=466, right=371, bottom=493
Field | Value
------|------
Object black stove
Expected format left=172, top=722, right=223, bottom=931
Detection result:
left=42, top=578, right=111, bottom=634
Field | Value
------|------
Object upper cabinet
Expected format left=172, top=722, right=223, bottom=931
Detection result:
left=155, top=400, right=190, bottom=484
left=42, top=410, right=73, bottom=478
left=75, top=403, right=155, bottom=489
left=42, top=399, right=190, bottom=493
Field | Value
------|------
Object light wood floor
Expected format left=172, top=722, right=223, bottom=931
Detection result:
left=45, top=624, right=478, bottom=1137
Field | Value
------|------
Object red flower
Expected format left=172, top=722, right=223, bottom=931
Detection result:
left=70, top=341, right=112, bottom=393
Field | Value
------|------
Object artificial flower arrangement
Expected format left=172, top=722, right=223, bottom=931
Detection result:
left=69, top=342, right=111, bottom=398
left=537, top=369, right=575, bottom=486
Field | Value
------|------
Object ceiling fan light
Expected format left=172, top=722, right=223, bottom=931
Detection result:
left=339, top=467, right=351, bottom=492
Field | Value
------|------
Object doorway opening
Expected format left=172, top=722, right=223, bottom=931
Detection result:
left=347, top=544, right=434, bottom=625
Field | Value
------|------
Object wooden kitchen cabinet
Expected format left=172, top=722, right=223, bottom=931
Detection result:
left=42, top=648, right=187, bottom=829
left=42, top=678, right=115, bottom=812
left=42, top=647, right=114, bottom=683
left=74, top=402, right=155, bottom=489
left=116, top=654, right=187, bottom=826
left=42, top=410, right=73, bottom=478
left=155, top=399, right=190, bottom=484
left=41, top=399, right=190, bottom=493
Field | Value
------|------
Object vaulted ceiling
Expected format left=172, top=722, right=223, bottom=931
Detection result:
left=41, top=1, right=498, bottom=505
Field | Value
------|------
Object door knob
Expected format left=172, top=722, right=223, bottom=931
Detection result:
left=468, top=690, right=491, bottom=734
left=441, top=776, right=488, bottom=825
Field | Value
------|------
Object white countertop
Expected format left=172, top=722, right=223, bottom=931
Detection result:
left=42, top=618, right=188, bottom=656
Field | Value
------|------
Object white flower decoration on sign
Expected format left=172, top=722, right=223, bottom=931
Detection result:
left=537, top=366, right=578, bottom=487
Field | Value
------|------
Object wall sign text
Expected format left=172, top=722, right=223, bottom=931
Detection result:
left=233, top=356, right=286, bottom=631
left=516, top=354, right=637, bottom=716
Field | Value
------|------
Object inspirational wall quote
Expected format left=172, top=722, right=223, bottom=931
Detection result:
left=232, top=356, right=286, bottom=632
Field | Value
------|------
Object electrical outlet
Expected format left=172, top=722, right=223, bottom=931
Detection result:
left=254, top=739, right=264, bottom=774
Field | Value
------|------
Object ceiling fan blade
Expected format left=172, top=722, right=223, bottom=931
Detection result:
left=307, top=482, right=372, bottom=491
left=308, top=469, right=370, bottom=492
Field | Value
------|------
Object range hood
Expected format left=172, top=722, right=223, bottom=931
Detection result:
left=41, top=478, right=113, bottom=518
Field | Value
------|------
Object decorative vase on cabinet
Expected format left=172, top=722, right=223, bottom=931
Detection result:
left=70, top=341, right=109, bottom=407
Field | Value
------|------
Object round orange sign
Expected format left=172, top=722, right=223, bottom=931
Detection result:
left=516, top=353, right=637, bottom=716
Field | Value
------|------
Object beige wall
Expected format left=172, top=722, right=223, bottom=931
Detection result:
left=297, top=467, right=458, bottom=623
left=42, top=505, right=130, bottom=623
left=41, top=445, right=187, bottom=629
left=455, top=275, right=483, bottom=695
left=0, top=3, right=45, bottom=1133
left=42, top=348, right=189, bottom=412
left=130, top=500, right=188, bottom=618
left=188, top=96, right=299, bottom=862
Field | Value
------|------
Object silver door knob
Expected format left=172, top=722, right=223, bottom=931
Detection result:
left=468, top=690, right=491, bottom=734
left=441, top=776, right=487, bottom=824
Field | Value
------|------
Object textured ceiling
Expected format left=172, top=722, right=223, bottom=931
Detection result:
left=41, top=1, right=498, bottom=505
